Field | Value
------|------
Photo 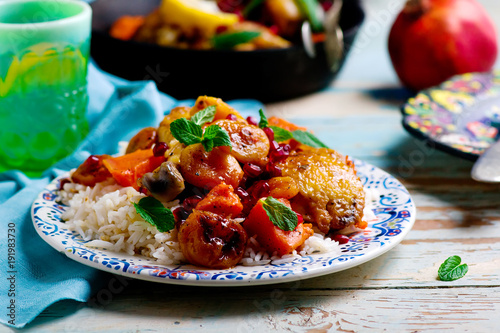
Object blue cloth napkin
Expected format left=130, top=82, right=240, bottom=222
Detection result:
left=0, top=62, right=263, bottom=328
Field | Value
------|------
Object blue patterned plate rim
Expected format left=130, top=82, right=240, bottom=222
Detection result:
left=31, top=158, right=416, bottom=286
left=401, top=71, right=500, bottom=162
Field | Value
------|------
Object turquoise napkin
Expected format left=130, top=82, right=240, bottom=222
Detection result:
left=0, top=62, right=263, bottom=328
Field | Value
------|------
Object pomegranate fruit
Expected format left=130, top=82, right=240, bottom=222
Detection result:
left=388, top=0, right=498, bottom=91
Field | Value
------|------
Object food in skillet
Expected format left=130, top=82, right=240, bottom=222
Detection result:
left=60, top=96, right=371, bottom=269
left=109, top=0, right=334, bottom=50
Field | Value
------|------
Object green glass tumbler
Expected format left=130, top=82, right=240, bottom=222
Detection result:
left=0, top=0, right=92, bottom=177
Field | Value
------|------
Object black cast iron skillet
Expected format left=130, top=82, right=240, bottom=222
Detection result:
left=90, top=0, right=364, bottom=102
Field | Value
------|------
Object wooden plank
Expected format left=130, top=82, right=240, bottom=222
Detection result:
left=20, top=238, right=500, bottom=333
left=22, top=286, right=500, bottom=332
left=308, top=240, right=500, bottom=288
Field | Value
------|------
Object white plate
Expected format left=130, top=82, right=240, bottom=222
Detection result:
left=32, top=159, right=416, bottom=286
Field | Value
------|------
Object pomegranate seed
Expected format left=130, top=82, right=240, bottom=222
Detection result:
left=239, top=174, right=248, bottom=186
left=269, top=140, right=280, bottom=151
left=243, top=163, right=263, bottom=178
left=246, top=116, right=258, bottom=126
left=153, top=142, right=168, bottom=157
left=183, top=195, right=203, bottom=211
left=86, top=155, right=100, bottom=167
left=270, top=148, right=288, bottom=163
left=235, top=187, right=249, bottom=199
left=260, top=182, right=271, bottom=197
left=251, top=181, right=270, bottom=199
left=266, top=163, right=282, bottom=177
left=296, top=213, right=304, bottom=224
left=269, top=25, right=279, bottom=35
left=333, top=234, right=350, bottom=245
left=279, top=143, right=291, bottom=153
left=263, top=127, right=274, bottom=142
left=321, top=0, right=333, bottom=12
left=215, top=25, right=228, bottom=34
left=226, top=114, right=238, bottom=121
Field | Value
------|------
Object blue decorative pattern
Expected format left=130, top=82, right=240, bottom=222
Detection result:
left=31, top=159, right=416, bottom=286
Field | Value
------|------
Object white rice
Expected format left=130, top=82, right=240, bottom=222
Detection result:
left=60, top=180, right=184, bottom=265
left=60, top=181, right=377, bottom=267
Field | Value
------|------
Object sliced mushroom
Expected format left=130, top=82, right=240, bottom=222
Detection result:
left=139, top=161, right=185, bottom=202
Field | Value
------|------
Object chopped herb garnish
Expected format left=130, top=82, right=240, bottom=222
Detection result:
left=292, top=130, right=328, bottom=148
left=191, top=105, right=216, bottom=126
left=212, top=31, right=261, bottom=49
left=258, top=109, right=268, bottom=128
left=170, top=118, right=203, bottom=146
left=202, top=124, right=232, bottom=152
left=271, top=126, right=294, bottom=142
left=438, top=255, right=469, bottom=281
left=170, top=106, right=232, bottom=152
left=133, top=197, right=175, bottom=232
left=261, top=196, right=298, bottom=231
left=256, top=109, right=327, bottom=147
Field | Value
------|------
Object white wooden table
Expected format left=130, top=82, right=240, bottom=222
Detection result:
left=8, top=0, right=500, bottom=332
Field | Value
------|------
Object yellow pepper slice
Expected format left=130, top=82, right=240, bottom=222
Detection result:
left=159, top=0, right=239, bottom=38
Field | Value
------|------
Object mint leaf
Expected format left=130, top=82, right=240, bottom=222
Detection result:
left=191, top=105, right=216, bottom=126
left=292, top=130, right=328, bottom=148
left=211, top=128, right=232, bottom=148
left=270, top=126, right=293, bottom=142
left=261, top=197, right=298, bottom=232
left=202, top=124, right=220, bottom=140
left=212, top=31, right=261, bottom=49
left=202, top=125, right=232, bottom=152
left=134, top=197, right=175, bottom=232
left=170, top=118, right=203, bottom=146
left=201, top=139, right=215, bottom=152
left=258, top=109, right=268, bottom=128
left=438, top=255, right=468, bottom=281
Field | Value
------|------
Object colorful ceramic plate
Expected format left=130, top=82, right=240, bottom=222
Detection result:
left=32, top=159, right=416, bottom=286
left=402, top=71, right=500, bottom=161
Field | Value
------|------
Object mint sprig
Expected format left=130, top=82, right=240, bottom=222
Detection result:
left=258, top=110, right=293, bottom=142
left=133, top=197, right=175, bottom=232
left=438, top=255, right=468, bottom=281
left=170, top=118, right=203, bottom=146
left=257, top=110, right=327, bottom=147
left=261, top=197, right=298, bottom=231
left=170, top=106, right=232, bottom=152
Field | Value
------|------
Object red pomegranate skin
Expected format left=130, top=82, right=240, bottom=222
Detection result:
left=388, top=0, right=498, bottom=91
